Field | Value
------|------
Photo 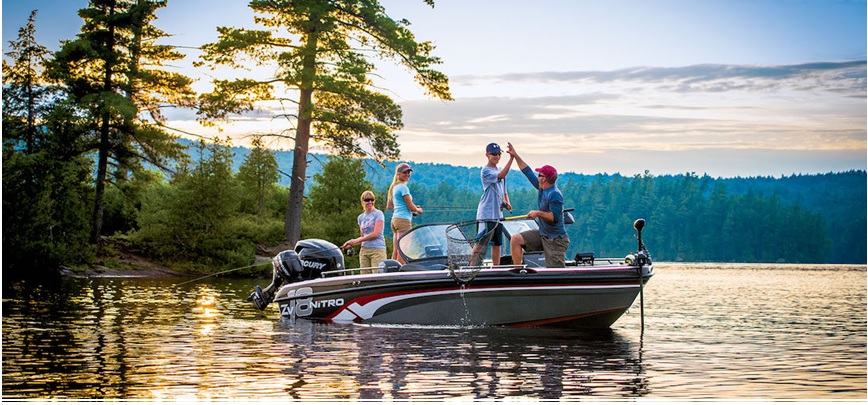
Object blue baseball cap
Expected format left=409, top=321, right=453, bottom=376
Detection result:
left=486, top=143, right=502, bottom=154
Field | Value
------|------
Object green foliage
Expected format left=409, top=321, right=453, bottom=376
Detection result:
left=512, top=171, right=825, bottom=263
left=132, top=140, right=253, bottom=272
left=45, top=0, right=194, bottom=243
left=102, top=169, right=163, bottom=236
left=237, top=136, right=280, bottom=218
left=403, top=169, right=848, bottom=264
left=2, top=12, right=94, bottom=276
left=2, top=147, right=95, bottom=275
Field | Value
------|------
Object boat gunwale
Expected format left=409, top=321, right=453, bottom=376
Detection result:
left=272, top=264, right=653, bottom=305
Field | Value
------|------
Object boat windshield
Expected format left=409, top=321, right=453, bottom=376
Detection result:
left=398, top=219, right=540, bottom=262
left=396, top=223, right=451, bottom=262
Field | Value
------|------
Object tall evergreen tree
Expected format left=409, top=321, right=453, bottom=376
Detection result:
left=2, top=10, right=52, bottom=154
left=46, top=0, right=195, bottom=244
left=237, top=136, right=280, bottom=219
left=3, top=11, right=93, bottom=275
left=197, top=0, right=452, bottom=247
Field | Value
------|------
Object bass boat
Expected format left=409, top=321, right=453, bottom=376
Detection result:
left=248, top=216, right=653, bottom=328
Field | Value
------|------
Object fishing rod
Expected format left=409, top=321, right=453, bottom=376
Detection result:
left=504, top=208, right=575, bottom=221
left=175, top=262, right=269, bottom=286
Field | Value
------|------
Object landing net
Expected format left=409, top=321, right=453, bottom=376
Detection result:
left=445, top=220, right=497, bottom=284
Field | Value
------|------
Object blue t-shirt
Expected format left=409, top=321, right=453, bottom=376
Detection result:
left=357, top=209, right=386, bottom=249
left=391, top=183, right=413, bottom=220
left=520, top=166, right=567, bottom=238
left=476, top=165, right=505, bottom=220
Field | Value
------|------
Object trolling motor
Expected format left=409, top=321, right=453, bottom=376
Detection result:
left=625, top=218, right=651, bottom=266
left=247, top=239, right=346, bottom=311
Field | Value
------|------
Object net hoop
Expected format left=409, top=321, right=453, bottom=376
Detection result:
left=445, top=220, right=498, bottom=284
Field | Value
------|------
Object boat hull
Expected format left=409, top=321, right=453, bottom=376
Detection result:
left=273, top=264, right=653, bottom=328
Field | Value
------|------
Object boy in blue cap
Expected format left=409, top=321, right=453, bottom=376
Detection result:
left=471, top=142, right=513, bottom=265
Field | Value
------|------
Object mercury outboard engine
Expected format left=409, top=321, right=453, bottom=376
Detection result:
left=248, top=239, right=345, bottom=311
left=295, top=239, right=345, bottom=279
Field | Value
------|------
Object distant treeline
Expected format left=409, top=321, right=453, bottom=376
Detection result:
left=228, top=144, right=866, bottom=264
left=404, top=172, right=838, bottom=264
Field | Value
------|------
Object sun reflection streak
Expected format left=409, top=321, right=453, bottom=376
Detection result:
left=193, top=288, right=220, bottom=336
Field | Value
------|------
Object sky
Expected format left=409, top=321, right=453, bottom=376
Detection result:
left=3, top=0, right=866, bottom=178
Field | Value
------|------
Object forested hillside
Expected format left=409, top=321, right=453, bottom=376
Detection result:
left=225, top=145, right=865, bottom=264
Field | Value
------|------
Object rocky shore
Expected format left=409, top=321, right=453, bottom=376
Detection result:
left=58, top=237, right=275, bottom=279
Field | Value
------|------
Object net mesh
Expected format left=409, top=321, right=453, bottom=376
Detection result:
left=446, top=220, right=497, bottom=283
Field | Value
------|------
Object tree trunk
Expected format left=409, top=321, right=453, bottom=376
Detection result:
left=90, top=114, right=110, bottom=244
left=285, top=107, right=310, bottom=246
left=91, top=1, right=115, bottom=245
left=284, top=21, right=319, bottom=247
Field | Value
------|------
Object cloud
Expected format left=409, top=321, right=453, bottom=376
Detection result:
left=393, top=60, right=866, bottom=177
left=453, top=60, right=867, bottom=95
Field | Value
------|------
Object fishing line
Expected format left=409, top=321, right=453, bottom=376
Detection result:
left=174, top=245, right=346, bottom=286
left=175, top=263, right=266, bottom=286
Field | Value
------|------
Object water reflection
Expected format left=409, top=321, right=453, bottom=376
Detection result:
left=2, top=264, right=865, bottom=400
left=265, top=321, right=647, bottom=400
left=1, top=276, right=648, bottom=400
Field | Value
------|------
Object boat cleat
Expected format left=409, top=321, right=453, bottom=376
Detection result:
left=509, top=266, right=536, bottom=275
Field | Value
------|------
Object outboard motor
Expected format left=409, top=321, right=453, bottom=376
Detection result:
left=295, top=239, right=345, bottom=279
left=248, top=239, right=345, bottom=311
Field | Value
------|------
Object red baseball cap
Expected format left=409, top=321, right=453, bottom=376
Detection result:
left=535, top=165, right=558, bottom=180
left=396, top=163, right=413, bottom=173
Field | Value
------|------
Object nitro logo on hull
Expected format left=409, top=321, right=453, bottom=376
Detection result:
left=280, top=286, right=344, bottom=318
left=301, top=260, right=327, bottom=270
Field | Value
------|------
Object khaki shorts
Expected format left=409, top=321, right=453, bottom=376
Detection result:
left=391, top=217, right=412, bottom=234
left=359, top=247, right=387, bottom=270
left=519, top=230, right=570, bottom=268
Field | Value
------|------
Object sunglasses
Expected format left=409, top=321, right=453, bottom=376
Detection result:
left=489, top=152, right=502, bottom=156
left=537, top=173, right=546, bottom=178
left=363, top=198, right=375, bottom=203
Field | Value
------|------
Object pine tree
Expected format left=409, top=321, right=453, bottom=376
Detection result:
left=3, top=11, right=93, bottom=275
left=237, top=136, right=280, bottom=219
left=197, top=0, right=452, bottom=247
left=46, top=0, right=195, bottom=244
left=2, top=10, right=52, bottom=154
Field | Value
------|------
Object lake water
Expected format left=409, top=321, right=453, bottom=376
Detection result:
left=2, top=262, right=865, bottom=400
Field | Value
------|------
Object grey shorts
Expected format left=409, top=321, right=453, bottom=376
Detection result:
left=519, top=230, right=570, bottom=268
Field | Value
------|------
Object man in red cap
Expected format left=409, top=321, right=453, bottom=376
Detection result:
left=505, top=142, right=570, bottom=267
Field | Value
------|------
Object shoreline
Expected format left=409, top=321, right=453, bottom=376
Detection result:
left=58, top=238, right=275, bottom=279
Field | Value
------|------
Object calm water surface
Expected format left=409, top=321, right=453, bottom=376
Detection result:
left=2, top=262, right=865, bottom=400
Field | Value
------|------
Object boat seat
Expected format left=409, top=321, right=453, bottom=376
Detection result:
left=498, top=251, right=547, bottom=267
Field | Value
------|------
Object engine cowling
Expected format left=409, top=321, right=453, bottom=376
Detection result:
left=294, top=239, right=345, bottom=279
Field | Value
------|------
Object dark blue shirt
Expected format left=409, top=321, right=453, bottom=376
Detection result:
left=520, top=166, right=567, bottom=238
